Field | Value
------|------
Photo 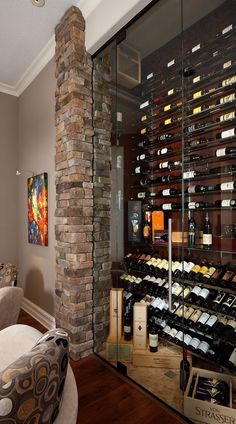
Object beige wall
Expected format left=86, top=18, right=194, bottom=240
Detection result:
left=0, top=93, right=18, bottom=264
left=18, top=59, right=56, bottom=315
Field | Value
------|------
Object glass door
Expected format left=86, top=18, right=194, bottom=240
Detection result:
left=93, top=0, right=236, bottom=421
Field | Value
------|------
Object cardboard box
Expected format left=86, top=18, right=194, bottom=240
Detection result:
left=184, top=367, right=236, bottom=424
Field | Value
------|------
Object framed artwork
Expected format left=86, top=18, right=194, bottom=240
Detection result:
left=27, top=172, right=48, bottom=246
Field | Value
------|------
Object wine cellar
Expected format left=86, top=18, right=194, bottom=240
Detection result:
left=93, top=1, right=236, bottom=422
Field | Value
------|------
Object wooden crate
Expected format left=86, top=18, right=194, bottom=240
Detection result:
left=133, top=342, right=189, bottom=368
left=184, top=367, right=236, bottom=424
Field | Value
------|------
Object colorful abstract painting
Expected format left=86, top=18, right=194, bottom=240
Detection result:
left=28, top=173, right=48, bottom=246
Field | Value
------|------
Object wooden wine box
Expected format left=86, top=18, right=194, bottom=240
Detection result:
left=184, top=367, right=236, bottom=424
left=133, top=342, right=189, bottom=368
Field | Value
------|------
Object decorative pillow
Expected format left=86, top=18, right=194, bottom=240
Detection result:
left=0, top=264, right=17, bottom=288
left=0, top=328, right=69, bottom=423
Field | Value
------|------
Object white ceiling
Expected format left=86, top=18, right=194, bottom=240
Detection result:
left=0, top=0, right=103, bottom=95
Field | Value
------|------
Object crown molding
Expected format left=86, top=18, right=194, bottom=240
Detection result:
left=15, top=35, right=55, bottom=96
left=0, top=82, right=18, bottom=97
left=0, top=0, right=104, bottom=97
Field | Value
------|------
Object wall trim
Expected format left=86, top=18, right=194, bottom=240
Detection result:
left=0, top=82, right=18, bottom=97
left=22, top=297, right=55, bottom=330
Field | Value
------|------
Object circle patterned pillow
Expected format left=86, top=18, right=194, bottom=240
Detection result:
left=0, top=328, right=69, bottom=423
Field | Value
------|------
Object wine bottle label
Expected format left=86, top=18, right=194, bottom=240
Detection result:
left=183, top=334, right=192, bottom=345
left=192, top=265, right=201, bottom=274
left=206, top=315, right=218, bottom=327
left=151, top=297, right=162, bottom=308
left=200, top=266, right=208, bottom=275
left=172, top=282, right=180, bottom=294
left=184, top=171, right=195, bottom=179
left=164, top=104, right=171, bottom=111
left=124, top=292, right=133, bottom=300
left=185, top=262, right=195, bottom=274
left=229, top=348, right=236, bottom=366
left=221, top=181, right=234, bottom=190
left=137, top=192, right=146, bottom=198
left=163, top=325, right=171, bottom=334
left=202, top=234, right=212, bottom=245
left=175, top=331, right=184, bottom=342
left=185, top=307, right=195, bottom=319
left=174, top=285, right=184, bottom=296
left=146, top=72, right=153, bottom=80
left=124, top=325, right=131, bottom=332
left=168, top=89, right=174, bottom=96
left=169, top=328, right=178, bottom=338
left=167, top=59, right=175, bottom=67
left=159, top=161, right=169, bottom=169
left=188, top=202, right=196, bottom=209
left=135, top=166, right=141, bottom=173
left=189, top=337, right=201, bottom=349
left=216, top=148, right=226, bottom=157
left=141, top=128, right=147, bottom=135
left=220, top=111, right=235, bottom=121
left=192, top=43, right=200, bottom=53
left=190, top=310, right=202, bottom=322
left=172, top=262, right=180, bottom=272
left=213, top=293, right=226, bottom=304
left=222, top=24, right=233, bottom=34
left=199, top=288, right=210, bottom=299
left=140, top=100, right=149, bottom=109
left=162, top=203, right=172, bottom=210
left=198, top=341, right=210, bottom=354
left=164, top=118, right=172, bottom=125
left=193, top=75, right=201, bottom=83
left=223, top=60, right=232, bottom=69
left=223, top=295, right=236, bottom=308
left=191, top=286, right=202, bottom=296
left=161, top=148, right=168, bottom=154
left=218, top=316, right=228, bottom=325
left=198, top=312, right=210, bottom=325
left=221, top=128, right=235, bottom=139
left=183, top=287, right=191, bottom=298
left=222, top=76, right=236, bottom=87
left=221, top=199, right=231, bottom=207
left=204, top=267, right=216, bottom=278
left=193, top=91, right=202, bottom=99
left=162, top=189, right=171, bottom=196
left=193, top=106, right=202, bottom=114
left=220, top=93, right=235, bottom=104
left=227, top=320, right=236, bottom=329
left=149, top=333, right=158, bottom=347
left=141, top=115, right=147, bottom=122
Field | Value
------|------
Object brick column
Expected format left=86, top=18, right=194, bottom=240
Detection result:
left=93, top=54, right=112, bottom=352
left=55, top=6, right=93, bottom=359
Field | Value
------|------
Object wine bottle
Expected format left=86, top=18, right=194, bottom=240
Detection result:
left=134, top=165, right=151, bottom=174
left=197, top=341, right=211, bottom=356
left=195, top=288, right=211, bottom=306
left=148, top=324, right=158, bottom=352
left=179, top=349, right=190, bottom=391
left=161, top=188, right=180, bottom=196
left=155, top=233, right=168, bottom=243
left=184, top=154, right=202, bottom=162
left=216, top=147, right=236, bottom=157
left=219, top=128, right=236, bottom=139
left=188, top=337, right=201, bottom=351
left=143, top=210, right=152, bottom=242
left=196, top=312, right=211, bottom=331
left=189, top=138, right=207, bottom=147
left=202, top=213, right=212, bottom=249
left=220, top=294, right=236, bottom=314
left=227, top=347, right=236, bottom=370
left=157, top=147, right=173, bottom=156
left=202, top=266, right=217, bottom=283
left=161, top=174, right=181, bottom=183
left=211, top=292, right=226, bottom=311
left=157, top=133, right=173, bottom=142
left=188, top=309, right=202, bottom=323
left=215, top=199, right=236, bottom=208
left=123, top=312, right=132, bottom=341
left=219, top=181, right=236, bottom=191
left=187, top=185, right=207, bottom=194
left=161, top=202, right=181, bottom=210
left=188, top=211, right=196, bottom=246
left=224, top=319, right=236, bottom=339
left=183, top=170, right=205, bottom=179
left=186, top=286, right=202, bottom=303
left=204, top=314, right=218, bottom=333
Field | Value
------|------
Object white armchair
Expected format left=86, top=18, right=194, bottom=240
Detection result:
left=0, top=286, right=23, bottom=330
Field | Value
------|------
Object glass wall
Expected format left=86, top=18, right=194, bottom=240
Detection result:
left=93, top=0, right=236, bottom=420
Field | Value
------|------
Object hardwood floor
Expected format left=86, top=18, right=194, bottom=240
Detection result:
left=17, top=310, right=190, bottom=424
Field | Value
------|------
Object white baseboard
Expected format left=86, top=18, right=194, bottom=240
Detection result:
left=22, top=297, right=55, bottom=330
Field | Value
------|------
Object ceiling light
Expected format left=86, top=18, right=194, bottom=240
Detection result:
left=31, top=0, right=45, bottom=7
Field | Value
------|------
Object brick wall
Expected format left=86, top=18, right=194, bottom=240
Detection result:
left=55, top=6, right=94, bottom=360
